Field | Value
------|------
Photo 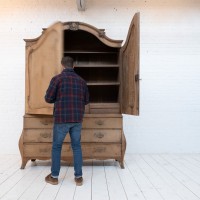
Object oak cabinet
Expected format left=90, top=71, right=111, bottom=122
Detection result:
left=19, top=13, right=140, bottom=169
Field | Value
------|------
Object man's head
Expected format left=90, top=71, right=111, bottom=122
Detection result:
left=61, top=56, right=74, bottom=68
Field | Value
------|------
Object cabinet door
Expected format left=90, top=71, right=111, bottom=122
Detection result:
left=25, top=22, right=63, bottom=115
left=120, top=13, right=140, bottom=115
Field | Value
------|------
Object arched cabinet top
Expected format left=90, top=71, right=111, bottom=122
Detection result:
left=24, top=21, right=123, bottom=48
left=63, top=22, right=123, bottom=48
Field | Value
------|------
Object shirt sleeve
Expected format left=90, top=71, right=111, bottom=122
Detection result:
left=45, top=76, right=58, bottom=103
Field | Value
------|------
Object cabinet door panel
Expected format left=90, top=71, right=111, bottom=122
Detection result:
left=120, top=13, right=140, bottom=115
left=26, top=22, right=63, bottom=115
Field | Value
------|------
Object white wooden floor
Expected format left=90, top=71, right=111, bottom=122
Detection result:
left=1, top=154, right=200, bottom=200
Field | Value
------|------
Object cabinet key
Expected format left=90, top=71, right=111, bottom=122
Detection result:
left=94, top=132, right=104, bottom=139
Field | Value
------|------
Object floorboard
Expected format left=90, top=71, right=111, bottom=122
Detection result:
left=0, top=154, right=200, bottom=200
left=92, top=160, right=109, bottom=200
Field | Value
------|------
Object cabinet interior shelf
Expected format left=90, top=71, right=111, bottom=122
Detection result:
left=64, top=51, right=118, bottom=54
left=87, top=82, right=120, bottom=86
left=75, top=64, right=119, bottom=68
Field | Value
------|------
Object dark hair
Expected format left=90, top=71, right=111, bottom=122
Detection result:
left=61, top=56, right=74, bottom=68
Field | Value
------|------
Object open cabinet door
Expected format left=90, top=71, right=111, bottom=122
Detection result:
left=25, top=22, right=63, bottom=115
left=120, top=13, right=140, bottom=115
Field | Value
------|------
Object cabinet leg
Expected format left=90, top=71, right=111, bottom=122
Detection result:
left=19, top=131, right=28, bottom=169
left=20, top=158, right=29, bottom=169
left=119, top=161, right=125, bottom=169
left=121, top=131, right=126, bottom=169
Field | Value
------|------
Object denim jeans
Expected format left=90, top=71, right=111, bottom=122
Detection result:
left=51, top=122, right=83, bottom=178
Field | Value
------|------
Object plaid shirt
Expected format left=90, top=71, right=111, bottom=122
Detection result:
left=45, top=68, right=89, bottom=123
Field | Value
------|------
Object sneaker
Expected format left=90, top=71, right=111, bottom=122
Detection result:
left=75, top=177, right=83, bottom=186
left=45, top=174, right=58, bottom=185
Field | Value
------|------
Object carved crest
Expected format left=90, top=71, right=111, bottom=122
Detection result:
left=68, top=22, right=79, bottom=31
left=98, top=30, right=105, bottom=38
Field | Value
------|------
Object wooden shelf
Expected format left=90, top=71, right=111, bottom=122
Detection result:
left=75, top=64, right=119, bottom=68
left=64, top=51, right=118, bottom=54
left=87, top=82, right=120, bottom=86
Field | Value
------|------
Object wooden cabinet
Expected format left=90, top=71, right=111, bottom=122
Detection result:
left=19, top=13, right=140, bottom=169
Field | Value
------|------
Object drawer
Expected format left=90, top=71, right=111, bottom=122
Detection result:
left=89, top=103, right=120, bottom=114
left=24, top=144, right=121, bottom=158
left=82, top=117, right=122, bottom=129
left=24, top=129, right=53, bottom=142
left=23, top=129, right=70, bottom=142
left=24, top=117, right=53, bottom=129
left=81, top=129, right=121, bottom=142
left=24, top=116, right=122, bottom=129
left=83, top=144, right=121, bottom=157
left=24, top=144, right=72, bottom=157
left=23, top=129, right=121, bottom=143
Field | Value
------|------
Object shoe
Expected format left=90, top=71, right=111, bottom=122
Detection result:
left=45, top=174, right=58, bottom=185
left=75, top=177, right=83, bottom=186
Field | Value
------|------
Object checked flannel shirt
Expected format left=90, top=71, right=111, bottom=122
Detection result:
left=45, top=68, right=89, bottom=123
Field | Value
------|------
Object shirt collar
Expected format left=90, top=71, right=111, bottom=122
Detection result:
left=62, top=68, right=74, bottom=73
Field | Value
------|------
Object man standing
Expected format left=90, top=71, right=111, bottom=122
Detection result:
left=44, top=56, right=89, bottom=186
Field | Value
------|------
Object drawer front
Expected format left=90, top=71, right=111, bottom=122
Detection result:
left=23, top=129, right=70, bottom=142
left=24, top=144, right=121, bottom=158
left=24, top=129, right=53, bottom=142
left=81, top=129, right=121, bottom=142
left=24, top=117, right=53, bottom=129
left=89, top=103, right=120, bottom=114
left=24, top=144, right=72, bottom=157
left=24, top=117, right=122, bottom=129
left=82, top=118, right=122, bottom=129
left=84, top=144, right=121, bottom=157
left=23, top=129, right=121, bottom=143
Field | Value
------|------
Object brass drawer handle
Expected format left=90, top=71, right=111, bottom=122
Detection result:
left=95, top=120, right=104, bottom=126
left=93, top=147, right=106, bottom=153
left=40, top=120, right=48, bottom=125
left=94, top=132, right=104, bottom=139
left=40, top=132, right=51, bottom=138
left=40, top=119, right=52, bottom=125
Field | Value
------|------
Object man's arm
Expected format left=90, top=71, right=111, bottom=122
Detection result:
left=45, top=77, right=58, bottom=103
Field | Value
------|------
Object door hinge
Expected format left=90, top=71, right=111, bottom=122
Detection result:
left=135, top=74, right=141, bottom=81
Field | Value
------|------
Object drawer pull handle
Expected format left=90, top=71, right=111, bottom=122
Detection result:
left=95, top=120, right=104, bottom=126
left=40, top=133, right=51, bottom=138
left=40, top=120, right=48, bottom=125
left=94, top=132, right=104, bottom=139
left=94, top=147, right=106, bottom=153
left=40, top=119, right=52, bottom=125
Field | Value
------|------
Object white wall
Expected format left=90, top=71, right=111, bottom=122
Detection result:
left=0, top=0, right=200, bottom=154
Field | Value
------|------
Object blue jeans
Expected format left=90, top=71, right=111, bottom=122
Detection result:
left=51, top=123, right=83, bottom=178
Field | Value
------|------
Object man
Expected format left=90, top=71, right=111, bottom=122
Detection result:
left=44, top=56, right=89, bottom=186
